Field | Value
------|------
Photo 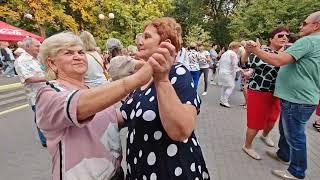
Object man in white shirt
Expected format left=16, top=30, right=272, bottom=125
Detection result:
left=15, top=37, right=47, bottom=147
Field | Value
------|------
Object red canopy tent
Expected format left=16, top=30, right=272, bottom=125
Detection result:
left=0, top=21, right=44, bottom=42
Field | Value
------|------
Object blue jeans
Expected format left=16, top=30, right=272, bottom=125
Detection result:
left=4, top=61, right=15, bottom=76
left=31, top=105, right=47, bottom=146
left=190, top=70, right=200, bottom=90
left=277, top=99, right=316, bottom=179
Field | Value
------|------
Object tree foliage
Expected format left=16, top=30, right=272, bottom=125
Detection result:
left=0, top=0, right=173, bottom=48
left=168, top=0, right=239, bottom=47
left=184, top=25, right=212, bottom=47
left=229, top=0, right=320, bottom=41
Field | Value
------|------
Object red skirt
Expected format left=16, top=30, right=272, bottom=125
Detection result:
left=247, top=89, right=280, bottom=130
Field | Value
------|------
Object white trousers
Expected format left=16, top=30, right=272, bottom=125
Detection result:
left=220, top=85, right=235, bottom=104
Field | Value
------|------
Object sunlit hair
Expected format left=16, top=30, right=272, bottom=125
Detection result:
left=228, top=41, right=241, bottom=50
left=268, top=27, right=290, bottom=45
left=79, top=31, right=97, bottom=51
left=39, top=32, right=83, bottom=80
left=144, top=17, right=182, bottom=52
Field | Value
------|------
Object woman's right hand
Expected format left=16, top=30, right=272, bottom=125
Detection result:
left=147, top=42, right=176, bottom=83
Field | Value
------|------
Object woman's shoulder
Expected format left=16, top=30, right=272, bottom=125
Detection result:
left=170, top=64, right=189, bottom=76
left=86, top=51, right=102, bottom=60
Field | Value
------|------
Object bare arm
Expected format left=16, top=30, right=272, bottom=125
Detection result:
left=77, top=64, right=153, bottom=121
left=246, top=44, right=295, bottom=67
left=25, top=77, right=46, bottom=84
left=148, top=42, right=197, bottom=141
left=155, top=81, right=197, bottom=141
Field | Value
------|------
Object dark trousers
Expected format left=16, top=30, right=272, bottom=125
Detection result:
left=200, top=68, right=209, bottom=92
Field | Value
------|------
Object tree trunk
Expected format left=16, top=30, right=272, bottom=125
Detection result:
left=39, top=25, right=46, bottom=38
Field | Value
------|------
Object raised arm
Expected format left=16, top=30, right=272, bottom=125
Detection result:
left=148, top=42, right=197, bottom=141
left=77, top=63, right=153, bottom=121
left=245, top=42, right=294, bottom=67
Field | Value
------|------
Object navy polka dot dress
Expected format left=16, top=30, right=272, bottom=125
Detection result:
left=120, top=64, right=210, bottom=180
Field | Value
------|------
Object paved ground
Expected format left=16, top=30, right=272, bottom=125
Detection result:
left=0, top=79, right=319, bottom=180
left=0, top=74, right=20, bottom=85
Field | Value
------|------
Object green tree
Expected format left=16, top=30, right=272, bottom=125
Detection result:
left=184, top=25, right=212, bottom=47
left=168, top=0, right=239, bottom=46
left=0, top=0, right=173, bottom=48
left=229, top=0, right=320, bottom=41
left=0, top=0, right=78, bottom=37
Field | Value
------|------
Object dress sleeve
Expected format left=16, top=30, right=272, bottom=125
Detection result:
left=36, top=87, right=92, bottom=132
left=169, top=65, right=201, bottom=114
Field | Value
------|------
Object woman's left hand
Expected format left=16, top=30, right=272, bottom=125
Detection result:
left=147, top=42, right=177, bottom=82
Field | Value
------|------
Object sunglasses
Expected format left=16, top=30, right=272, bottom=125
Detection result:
left=276, top=34, right=289, bottom=38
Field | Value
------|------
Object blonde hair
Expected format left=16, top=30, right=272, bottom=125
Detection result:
left=228, top=41, right=241, bottom=50
left=79, top=31, right=97, bottom=51
left=39, top=32, right=83, bottom=80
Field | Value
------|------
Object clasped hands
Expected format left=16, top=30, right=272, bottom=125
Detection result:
left=135, top=42, right=177, bottom=83
left=244, top=39, right=261, bottom=53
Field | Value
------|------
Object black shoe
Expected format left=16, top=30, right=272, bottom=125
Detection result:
left=41, top=143, right=47, bottom=148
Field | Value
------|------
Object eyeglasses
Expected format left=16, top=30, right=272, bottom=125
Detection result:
left=276, top=34, right=289, bottom=38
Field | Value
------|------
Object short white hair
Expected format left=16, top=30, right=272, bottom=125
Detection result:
left=21, top=37, right=38, bottom=48
left=39, top=32, right=83, bottom=80
left=311, top=11, right=320, bottom=23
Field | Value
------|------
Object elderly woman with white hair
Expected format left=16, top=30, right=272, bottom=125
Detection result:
left=218, top=41, right=242, bottom=107
left=35, top=32, right=161, bottom=180
left=79, top=31, right=109, bottom=87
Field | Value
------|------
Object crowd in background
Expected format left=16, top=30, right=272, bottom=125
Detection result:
left=0, top=11, right=320, bottom=180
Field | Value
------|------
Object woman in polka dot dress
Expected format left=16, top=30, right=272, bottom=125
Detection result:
left=120, top=17, right=210, bottom=180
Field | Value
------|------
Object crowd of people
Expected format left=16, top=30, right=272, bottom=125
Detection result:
left=1, top=10, right=320, bottom=180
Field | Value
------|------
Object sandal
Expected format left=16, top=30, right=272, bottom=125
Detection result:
left=242, top=146, right=261, bottom=160
left=312, top=122, right=320, bottom=132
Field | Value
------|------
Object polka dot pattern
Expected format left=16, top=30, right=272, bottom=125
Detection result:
left=136, top=109, right=142, bottom=117
left=150, top=173, right=157, bottom=180
left=120, top=64, right=208, bottom=179
left=153, top=131, right=162, bottom=140
left=167, top=144, right=178, bottom=157
left=171, top=77, right=177, bottom=84
left=176, top=67, right=186, bottom=75
left=175, top=167, right=182, bottom=176
left=147, top=152, right=156, bottom=165
left=145, top=88, right=151, bottom=96
left=144, top=134, right=148, bottom=141
left=143, top=110, right=156, bottom=121
left=121, top=110, right=127, bottom=120
left=130, top=110, right=135, bottom=120
left=127, top=98, right=133, bottom=104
